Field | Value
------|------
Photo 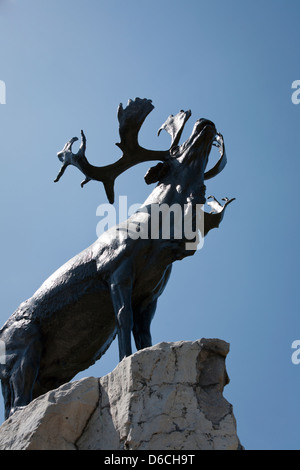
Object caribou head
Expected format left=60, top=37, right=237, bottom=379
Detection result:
left=54, top=98, right=233, bottom=217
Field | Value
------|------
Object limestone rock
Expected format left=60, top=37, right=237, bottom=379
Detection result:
left=0, top=339, right=242, bottom=450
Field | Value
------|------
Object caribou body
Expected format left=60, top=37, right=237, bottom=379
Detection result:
left=0, top=98, right=234, bottom=419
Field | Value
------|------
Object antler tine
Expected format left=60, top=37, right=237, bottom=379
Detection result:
left=158, top=109, right=191, bottom=150
left=79, top=130, right=86, bottom=154
left=54, top=135, right=79, bottom=183
left=63, top=136, right=79, bottom=152
left=204, top=133, right=227, bottom=180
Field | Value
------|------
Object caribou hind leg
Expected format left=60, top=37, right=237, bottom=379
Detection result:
left=0, top=324, right=42, bottom=418
left=8, top=337, right=42, bottom=416
left=1, top=380, right=12, bottom=421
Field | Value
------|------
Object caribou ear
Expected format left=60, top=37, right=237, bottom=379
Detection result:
left=144, top=161, right=170, bottom=185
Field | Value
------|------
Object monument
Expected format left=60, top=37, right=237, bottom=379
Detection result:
left=0, top=98, right=234, bottom=419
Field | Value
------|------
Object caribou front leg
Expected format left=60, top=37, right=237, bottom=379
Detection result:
left=109, top=274, right=134, bottom=361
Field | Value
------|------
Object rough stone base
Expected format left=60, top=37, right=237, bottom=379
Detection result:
left=0, top=339, right=242, bottom=450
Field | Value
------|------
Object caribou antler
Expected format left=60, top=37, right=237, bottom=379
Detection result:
left=158, top=109, right=191, bottom=150
left=204, top=195, right=236, bottom=236
left=55, top=98, right=227, bottom=203
left=55, top=98, right=170, bottom=204
left=204, top=133, right=227, bottom=180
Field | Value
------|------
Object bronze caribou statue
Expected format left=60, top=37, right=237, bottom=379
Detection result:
left=0, top=98, right=234, bottom=419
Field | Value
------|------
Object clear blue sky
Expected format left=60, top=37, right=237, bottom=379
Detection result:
left=0, top=0, right=299, bottom=450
